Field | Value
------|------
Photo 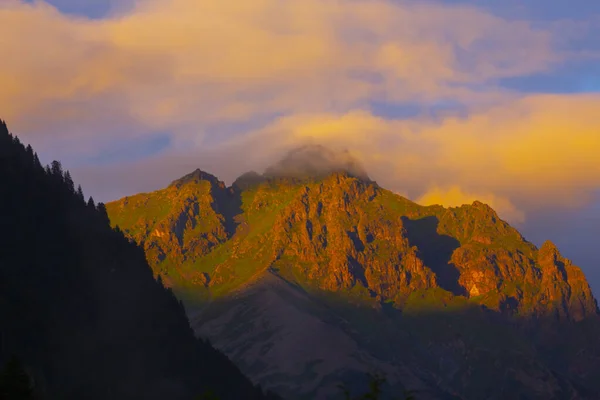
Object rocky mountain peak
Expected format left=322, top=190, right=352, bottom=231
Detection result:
left=538, top=240, right=562, bottom=265
left=169, top=168, right=224, bottom=189
left=540, top=240, right=559, bottom=253
left=471, top=200, right=490, bottom=209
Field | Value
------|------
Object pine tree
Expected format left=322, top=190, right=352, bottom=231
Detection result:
left=50, top=160, right=62, bottom=177
left=0, top=356, right=35, bottom=400
left=33, top=153, right=41, bottom=169
left=64, top=171, right=75, bottom=193
left=25, top=145, right=34, bottom=163
left=97, top=202, right=110, bottom=225
left=337, top=373, right=416, bottom=400
left=77, top=185, right=85, bottom=202
left=196, top=390, right=220, bottom=400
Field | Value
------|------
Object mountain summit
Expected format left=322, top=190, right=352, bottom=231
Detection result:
left=106, top=150, right=600, bottom=400
left=263, top=144, right=370, bottom=181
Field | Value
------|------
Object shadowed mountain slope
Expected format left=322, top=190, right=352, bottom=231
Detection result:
left=0, top=120, right=279, bottom=400
left=107, top=146, right=600, bottom=399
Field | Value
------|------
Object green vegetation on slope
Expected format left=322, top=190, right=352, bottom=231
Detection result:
left=107, top=164, right=597, bottom=323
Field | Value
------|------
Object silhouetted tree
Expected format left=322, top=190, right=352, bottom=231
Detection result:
left=32, top=153, right=41, bottom=169
left=0, top=356, right=35, bottom=400
left=25, top=145, right=34, bottom=163
left=196, top=390, right=220, bottom=400
left=76, top=185, right=84, bottom=202
left=96, top=202, right=110, bottom=225
left=50, top=160, right=62, bottom=177
left=338, top=373, right=416, bottom=400
left=0, top=119, right=280, bottom=400
left=63, top=171, right=74, bottom=193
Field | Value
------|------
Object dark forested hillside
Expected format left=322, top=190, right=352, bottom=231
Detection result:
left=0, top=119, right=279, bottom=399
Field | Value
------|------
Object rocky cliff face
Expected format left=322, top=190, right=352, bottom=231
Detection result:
left=106, top=147, right=600, bottom=399
left=107, top=170, right=597, bottom=322
left=107, top=169, right=237, bottom=288
left=268, top=176, right=436, bottom=300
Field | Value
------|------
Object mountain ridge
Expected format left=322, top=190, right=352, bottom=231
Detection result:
left=107, top=164, right=597, bottom=319
left=106, top=146, right=600, bottom=399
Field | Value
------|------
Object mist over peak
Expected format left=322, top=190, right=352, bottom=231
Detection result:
left=263, top=144, right=370, bottom=181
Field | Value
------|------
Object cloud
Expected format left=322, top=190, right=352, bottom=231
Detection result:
left=2, top=0, right=598, bottom=221
left=416, top=186, right=526, bottom=224
left=418, top=94, right=600, bottom=208
left=1, top=0, right=559, bottom=148
left=224, top=93, right=600, bottom=215
left=68, top=91, right=600, bottom=225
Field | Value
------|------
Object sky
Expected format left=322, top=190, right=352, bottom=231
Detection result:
left=2, top=0, right=600, bottom=294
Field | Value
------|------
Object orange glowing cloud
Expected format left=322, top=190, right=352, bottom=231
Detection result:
left=1, top=0, right=558, bottom=143
left=231, top=94, right=600, bottom=216
left=1, top=0, right=597, bottom=220
left=416, top=186, right=526, bottom=225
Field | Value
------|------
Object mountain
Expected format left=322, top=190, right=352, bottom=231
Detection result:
left=107, top=145, right=600, bottom=399
left=0, top=120, right=279, bottom=400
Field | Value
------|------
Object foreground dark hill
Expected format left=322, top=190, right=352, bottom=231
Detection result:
left=0, top=120, right=279, bottom=399
left=107, top=145, right=600, bottom=399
